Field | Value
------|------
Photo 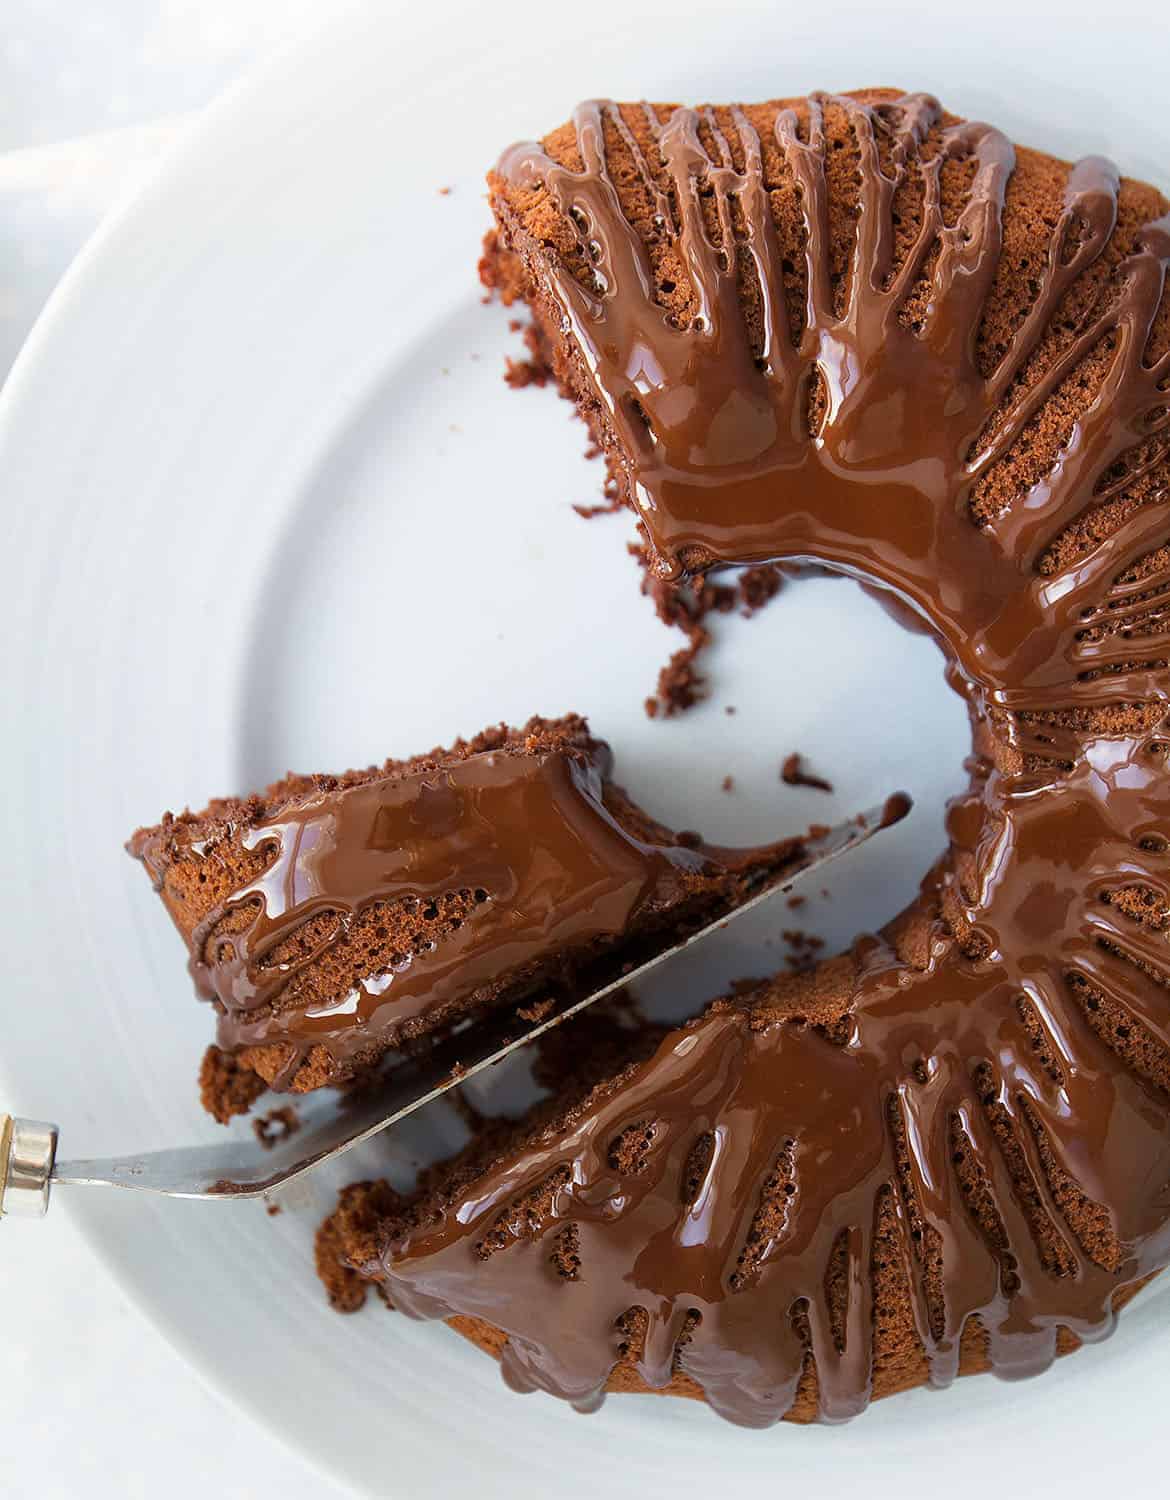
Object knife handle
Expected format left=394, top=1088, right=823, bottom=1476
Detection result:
left=0, top=1114, right=57, bottom=1218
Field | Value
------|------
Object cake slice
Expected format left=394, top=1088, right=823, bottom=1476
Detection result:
left=129, top=715, right=810, bottom=1121
left=316, top=952, right=1155, bottom=1425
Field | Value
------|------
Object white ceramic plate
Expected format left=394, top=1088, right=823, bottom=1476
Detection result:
left=2, top=1, right=1167, bottom=1494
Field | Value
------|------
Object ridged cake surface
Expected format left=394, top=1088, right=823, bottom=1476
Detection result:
left=319, top=90, right=1170, bottom=1425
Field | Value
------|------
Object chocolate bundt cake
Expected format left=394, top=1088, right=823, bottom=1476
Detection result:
left=129, top=715, right=811, bottom=1121
left=318, top=91, right=1170, bottom=1424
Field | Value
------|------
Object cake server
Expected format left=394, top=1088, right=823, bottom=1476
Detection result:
left=1, top=798, right=906, bottom=1218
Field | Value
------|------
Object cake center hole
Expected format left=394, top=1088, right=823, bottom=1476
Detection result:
left=608, top=569, right=971, bottom=1025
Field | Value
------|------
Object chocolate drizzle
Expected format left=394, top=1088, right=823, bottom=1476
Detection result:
left=498, top=95, right=1170, bottom=710
left=350, top=94, right=1170, bottom=1424
left=135, top=742, right=793, bottom=1087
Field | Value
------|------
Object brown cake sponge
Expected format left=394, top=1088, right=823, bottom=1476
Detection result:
left=317, top=955, right=1157, bottom=1421
left=131, top=715, right=811, bottom=1121
left=481, top=88, right=1169, bottom=608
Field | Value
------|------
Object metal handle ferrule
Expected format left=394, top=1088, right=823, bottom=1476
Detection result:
left=0, top=1114, right=58, bottom=1217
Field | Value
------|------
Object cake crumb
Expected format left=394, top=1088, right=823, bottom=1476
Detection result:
left=253, top=1106, right=300, bottom=1150
left=781, top=929, right=826, bottom=972
left=502, top=322, right=551, bottom=389
left=517, top=997, right=556, bottom=1023
left=725, top=705, right=736, bottom=715
left=266, top=1202, right=282, bottom=1217
left=200, top=1045, right=267, bottom=1125
left=781, top=753, right=834, bottom=793
left=504, top=356, right=548, bottom=389
left=721, top=775, right=735, bottom=793
left=638, top=556, right=785, bottom=718
left=787, top=895, right=806, bottom=909
left=738, top=566, right=784, bottom=615
left=573, top=495, right=624, bottom=519
left=650, top=637, right=708, bottom=717
left=438, top=185, right=452, bottom=196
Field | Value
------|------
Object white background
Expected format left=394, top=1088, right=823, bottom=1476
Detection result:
left=4, top=9, right=350, bottom=1495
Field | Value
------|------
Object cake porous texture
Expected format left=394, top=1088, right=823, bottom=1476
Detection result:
left=130, top=715, right=811, bottom=1122
left=318, top=88, right=1170, bottom=1426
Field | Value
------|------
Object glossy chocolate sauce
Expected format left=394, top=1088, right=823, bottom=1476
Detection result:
left=135, top=742, right=795, bottom=1086
left=360, top=94, right=1170, bottom=1423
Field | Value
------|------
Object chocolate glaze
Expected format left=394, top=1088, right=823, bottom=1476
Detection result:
left=135, top=742, right=798, bottom=1087
left=355, top=94, right=1170, bottom=1423
left=499, top=95, right=1170, bottom=710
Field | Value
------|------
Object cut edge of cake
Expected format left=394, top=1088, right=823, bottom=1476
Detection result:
left=129, top=714, right=813, bottom=1122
